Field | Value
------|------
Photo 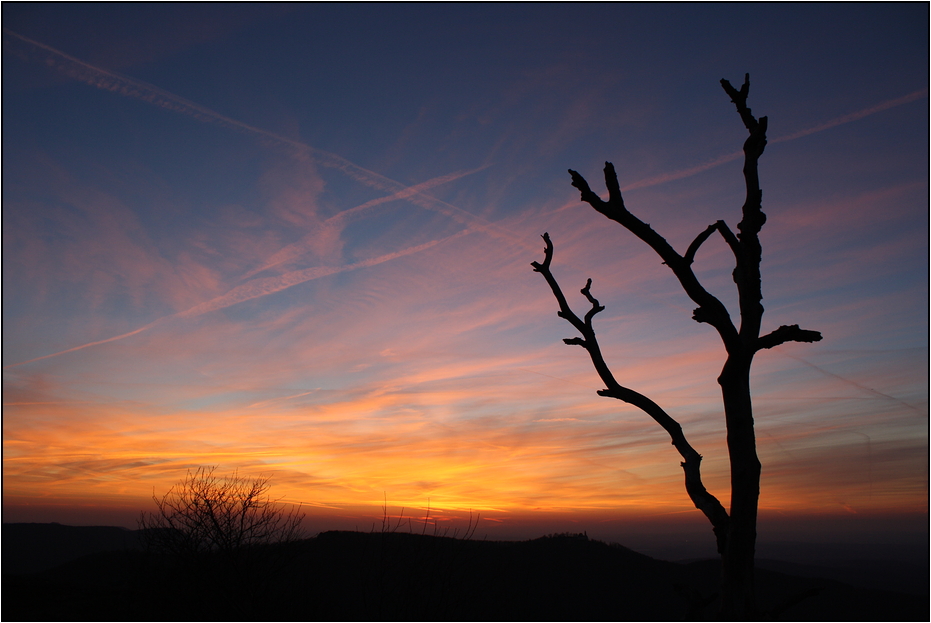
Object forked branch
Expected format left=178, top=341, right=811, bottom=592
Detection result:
left=569, top=164, right=741, bottom=352
left=532, top=234, right=730, bottom=551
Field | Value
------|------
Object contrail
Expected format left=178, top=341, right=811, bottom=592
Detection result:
left=327, top=164, right=492, bottom=226
left=783, top=353, right=921, bottom=414
left=3, top=230, right=472, bottom=369
left=770, top=88, right=928, bottom=144
left=242, top=164, right=490, bottom=279
left=179, top=230, right=471, bottom=319
left=3, top=320, right=167, bottom=369
left=246, top=390, right=318, bottom=409
left=3, top=29, right=523, bottom=247
left=621, top=151, right=743, bottom=191
left=621, top=88, right=928, bottom=192
left=8, top=29, right=924, bottom=215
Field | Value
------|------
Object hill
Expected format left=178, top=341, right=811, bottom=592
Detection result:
left=2, top=522, right=143, bottom=575
left=2, top=525, right=927, bottom=620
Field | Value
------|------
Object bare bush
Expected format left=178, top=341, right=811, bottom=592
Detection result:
left=138, top=466, right=305, bottom=563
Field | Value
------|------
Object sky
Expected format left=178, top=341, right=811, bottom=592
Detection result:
left=2, top=4, right=927, bottom=556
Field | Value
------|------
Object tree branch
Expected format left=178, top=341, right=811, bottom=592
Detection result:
left=568, top=165, right=741, bottom=353
left=532, top=234, right=730, bottom=551
left=531, top=233, right=587, bottom=338
left=756, top=325, right=823, bottom=351
left=684, top=223, right=720, bottom=265
left=580, top=278, right=605, bottom=326
left=720, top=73, right=761, bottom=136
left=721, top=74, right=769, bottom=344
left=568, top=170, right=610, bottom=215
left=603, top=162, right=624, bottom=207
left=714, top=220, right=742, bottom=261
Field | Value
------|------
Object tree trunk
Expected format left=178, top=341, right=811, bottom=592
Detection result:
left=719, top=354, right=760, bottom=619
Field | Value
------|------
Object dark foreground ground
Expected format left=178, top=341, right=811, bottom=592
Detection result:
left=3, top=524, right=927, bottom=621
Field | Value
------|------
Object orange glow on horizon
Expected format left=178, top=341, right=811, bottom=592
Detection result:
left=4, top=365, right=925, bottom=525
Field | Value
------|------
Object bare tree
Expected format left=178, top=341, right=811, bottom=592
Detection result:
left=532, top=75, right=822, bottom=618
left=139, top=466, right=305, bottom=565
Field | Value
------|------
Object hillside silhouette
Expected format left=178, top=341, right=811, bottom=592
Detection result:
left=3, top=523, right=927, bottom=621
left=3, top=523, right=142, bottom=575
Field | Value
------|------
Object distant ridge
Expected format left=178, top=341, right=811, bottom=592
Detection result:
left=3, top=522, right=142, bottom=574
left=2, top=525, right=927, bottom=621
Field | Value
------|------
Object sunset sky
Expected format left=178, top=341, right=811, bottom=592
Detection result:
left=3, top=5, right=927, bottom=553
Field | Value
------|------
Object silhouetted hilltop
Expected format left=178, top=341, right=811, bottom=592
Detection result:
left=2, top=527, right=927, bottom=621
left=3, top=523, right=142, bottom=574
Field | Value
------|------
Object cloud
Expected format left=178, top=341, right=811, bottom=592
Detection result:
left=4, top=23, right=925, bottom=532
left=329, top=165, right=493, bottom=226
left=3, top=29, right=526, bottom=249
left=5, top=265, right=924, bottom=518
left=180, top=230, right=473, bottom=318
left=242, top=165, right=491, bottom=279
left=4, top=230, right=473, bottom=369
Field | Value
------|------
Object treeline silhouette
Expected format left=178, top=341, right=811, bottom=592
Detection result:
left=3, top=524, right=927, bottom=621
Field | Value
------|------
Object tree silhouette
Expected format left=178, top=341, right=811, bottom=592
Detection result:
left=138, top=467, right=307, bottom=617
left=139, top=466, right=305, bottom=565
left=532, top=75, right=822, bottom=618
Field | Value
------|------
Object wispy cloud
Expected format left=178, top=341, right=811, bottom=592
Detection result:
left=4, top=239, right=924, bottom=517
left=3, top=29, right=524, bottom=247
left=4, top=13, right=925, bottom=534
left=242, top=165, right=490, bottom=279
left=6, top=353, right=923, bottom=516
left=4, top=230, right=472, bottom=369
left=246, top=390, right=318, bottom=409
left=178, top=230, right=472, bottom=318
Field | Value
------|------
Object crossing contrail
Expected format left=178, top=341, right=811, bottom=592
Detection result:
left=0, top=29, right=515, bottom=369
left=242, top=164, right=490, bottom=279
left=3, top=29, right=523, bottom=247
